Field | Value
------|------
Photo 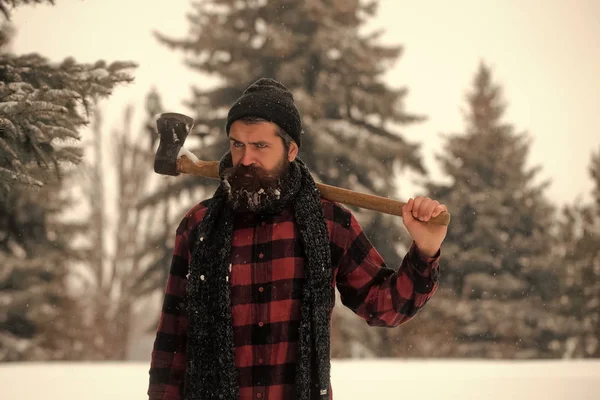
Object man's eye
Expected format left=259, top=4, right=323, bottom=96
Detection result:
left=256, top=143, right=267, bottom=148
left=234, top=142, right=244, bottom=147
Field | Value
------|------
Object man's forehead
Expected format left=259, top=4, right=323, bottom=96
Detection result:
left=229, top=121, right=278, bottom=141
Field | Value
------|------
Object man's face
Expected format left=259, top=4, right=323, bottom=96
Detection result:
left=228, top=120, right=297, bottom=172
left=224, top=120, right=298, bottom=212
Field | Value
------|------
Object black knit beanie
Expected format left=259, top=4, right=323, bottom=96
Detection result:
left=225, top=78, right=303, bottom=147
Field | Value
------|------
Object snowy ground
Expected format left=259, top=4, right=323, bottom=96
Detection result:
left=1, top=359, right=599, bottom=399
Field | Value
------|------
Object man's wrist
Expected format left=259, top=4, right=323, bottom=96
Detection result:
left=415, top=243, right=440, bottom=258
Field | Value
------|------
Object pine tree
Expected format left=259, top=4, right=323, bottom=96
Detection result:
left=0, top=39, right=135, bottom=191
left=417, top=61, right=561, bottom=358
left=0, top=8, right=135, bottom=360
left=0, top=165, right=91, bottom=361
left=150, top=0, right=428, bottom=358
left=555, top=147, right=600, bottom=358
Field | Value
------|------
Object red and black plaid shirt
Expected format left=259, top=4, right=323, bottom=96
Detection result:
left=148, top=199, right=440, bottom=400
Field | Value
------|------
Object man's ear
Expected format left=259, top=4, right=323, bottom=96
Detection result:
left=288, top=142, right=299, bottom=162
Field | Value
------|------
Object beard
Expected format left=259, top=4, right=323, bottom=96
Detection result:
left=222, top=155, right=290, bottom=213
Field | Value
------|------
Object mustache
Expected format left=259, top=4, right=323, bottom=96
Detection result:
left=227, top=164, right=262, bottom=180
left=227, top=163, right=280, bottom=180
left=233, top=163, right=260, bottom=175
left=223, top=163, right=279, bottom=190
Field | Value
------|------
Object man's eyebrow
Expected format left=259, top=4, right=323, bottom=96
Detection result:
left=229, top=137, right=271, bottom=145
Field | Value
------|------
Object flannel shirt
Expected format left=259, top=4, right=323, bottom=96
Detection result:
left=148, top=199, right=440, bottom=400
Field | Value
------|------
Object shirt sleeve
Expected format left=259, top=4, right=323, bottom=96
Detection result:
left=335, top=211, right=440, bottom=327
left=147, top=217, right=190, bottom=400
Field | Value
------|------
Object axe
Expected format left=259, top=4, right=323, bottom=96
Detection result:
left=154, top=112, right=451, bottom=226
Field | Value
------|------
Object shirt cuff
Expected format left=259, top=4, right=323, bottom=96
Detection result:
left=408, top=241, right=440, bottom=273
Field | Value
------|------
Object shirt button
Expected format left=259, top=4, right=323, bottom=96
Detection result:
left=259, top=287, right=264, bottom=292
left=261, top=221, right=266, bottom=227
left=259, top=253, right=264, bottom=259
left=257, top=394, right=262, bottom=399
left=258, top=358, right=264, bottom=364
left=258, top=321, right=264, bottom=327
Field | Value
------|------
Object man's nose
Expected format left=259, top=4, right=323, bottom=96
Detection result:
left=240, top=150, right=256, bottom=167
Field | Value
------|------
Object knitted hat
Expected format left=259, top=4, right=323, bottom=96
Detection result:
left=225, top=78, right=303, bottom=147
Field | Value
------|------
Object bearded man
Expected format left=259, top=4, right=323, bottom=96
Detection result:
left=147, top=78, right=447, bottom=400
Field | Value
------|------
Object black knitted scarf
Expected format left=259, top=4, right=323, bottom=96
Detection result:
left=183, top=151, right=333, bottom=400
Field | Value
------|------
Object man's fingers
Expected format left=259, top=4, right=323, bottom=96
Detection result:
left=432, top=204, right=448, bottom=217
left=414, top=196, right=437, bottom=221
left=404, top=197, right=447, bottom=221
left=422, top=199, right=440, bottom=221
left=412, top=196, right=425, bottom=219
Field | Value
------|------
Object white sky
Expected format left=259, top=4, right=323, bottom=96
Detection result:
left=8, top=0, right=600, bottom=208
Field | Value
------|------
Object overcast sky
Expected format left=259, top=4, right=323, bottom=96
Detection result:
left=9, top=0, right=600, bottom=208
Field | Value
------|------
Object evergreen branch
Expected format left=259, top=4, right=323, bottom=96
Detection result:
left=51, top=145, right=83, bottom=165
left=0, top=165, right=42, bottom=186
left=41, top=124, right=80, bottom=141
left=0, top=116, right=17, bottom=137
left=0, top=51, right=136, bottom=192
left=0, top=136, right=17, bottom=159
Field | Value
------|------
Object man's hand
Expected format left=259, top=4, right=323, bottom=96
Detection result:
left=402, top=196, right=448, bottom=257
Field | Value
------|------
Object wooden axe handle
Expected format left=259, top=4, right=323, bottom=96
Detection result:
left=176, top=155, right=451, bottom=226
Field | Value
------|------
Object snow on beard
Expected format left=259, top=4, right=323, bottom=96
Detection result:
left=222, top=159, right=288, bottom=212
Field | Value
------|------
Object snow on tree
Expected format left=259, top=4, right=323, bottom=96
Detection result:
left=0, top=43, right=135, bottom=191
left=0, top=7, right=135, bottom=360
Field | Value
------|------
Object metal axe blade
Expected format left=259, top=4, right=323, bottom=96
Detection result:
left=154, top=112, right=195, bottom=176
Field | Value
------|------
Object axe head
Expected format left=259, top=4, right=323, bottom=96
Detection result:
left=154, top=112, right=195, bottom=176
